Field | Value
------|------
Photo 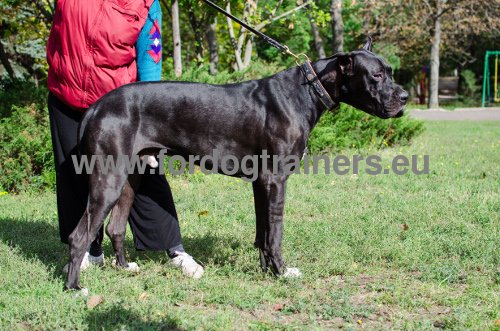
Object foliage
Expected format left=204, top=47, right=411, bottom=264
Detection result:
left=0, top=100, right=54, bottom=193
left=0, top=78, right=48, bottom=117
left=308, top=104, right=425, bottom=153
left=361, top=0, right=499, bottom=74
left=0, top=0, right=51, bottom=79
left=164, top=58, right=285, bottom=84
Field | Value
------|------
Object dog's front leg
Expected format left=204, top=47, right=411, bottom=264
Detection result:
left=252, top=181, right=269, bottom=272
left=253, top=175, right=287, bottom=276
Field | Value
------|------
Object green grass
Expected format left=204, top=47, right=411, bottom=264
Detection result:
left=0, top=121, right=499, bottom=330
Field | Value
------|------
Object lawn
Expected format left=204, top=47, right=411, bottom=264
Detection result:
left=0, top=121, right=498, bottom=330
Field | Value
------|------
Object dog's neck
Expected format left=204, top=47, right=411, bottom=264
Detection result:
left=292, top=58, right=342, bottom=133
left=312, top=57, right=342, bottom=106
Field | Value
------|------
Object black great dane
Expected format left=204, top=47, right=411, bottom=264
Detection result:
left=66, top=39, right=409, bottom=291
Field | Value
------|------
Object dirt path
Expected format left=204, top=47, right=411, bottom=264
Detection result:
left=409, top=107, right=500, bottom=121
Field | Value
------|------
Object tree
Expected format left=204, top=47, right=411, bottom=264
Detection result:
left=423, top=0, right=498, bottom=108
left=206, top=16, right=219, bottom=74
left=0, top=0, right=53, bottom=82
left=361, top=0, right=499, bottom=108
left=171, top=0, right=182, bottom=77
left=225, top=0, right=311, bottom=70
left=427, top=0, right=444, bottom=109
left=308, top=1, right=326, bottom=59
left=330, top=0, right=343, bottom=53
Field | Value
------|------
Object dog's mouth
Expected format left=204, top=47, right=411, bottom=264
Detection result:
left=380, top=104, right=405, bottom=119
left=393, top=106, right=405, bottom=118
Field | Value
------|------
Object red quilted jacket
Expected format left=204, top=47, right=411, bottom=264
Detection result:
left=47, top=0, right=154, bottom=111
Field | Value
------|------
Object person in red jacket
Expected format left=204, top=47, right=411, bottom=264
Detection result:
left=47, top=0, right=203, bottom=278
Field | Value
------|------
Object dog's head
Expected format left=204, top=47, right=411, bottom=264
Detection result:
left=323, top=38, right=408, bottom=118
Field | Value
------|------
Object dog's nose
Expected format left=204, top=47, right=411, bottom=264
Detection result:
left=399, top=91, right=409, bottom=104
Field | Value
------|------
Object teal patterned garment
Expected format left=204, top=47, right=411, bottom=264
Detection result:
left=136, top=0, right=162, bottom=81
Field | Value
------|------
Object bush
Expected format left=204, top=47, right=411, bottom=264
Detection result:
left=308, top=104, right=425, bottom=153
left=167, top=59, right=286, bottom=84
left=0, top=104, right=54, bottom=193
left=459, top=69, right=481, bottom=103
left=0, top=78, right=48, bottom=117
left=0, top=66, right=424, bottom=193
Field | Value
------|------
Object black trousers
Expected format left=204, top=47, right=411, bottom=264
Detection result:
left=47, top=93, right=183, bottom=254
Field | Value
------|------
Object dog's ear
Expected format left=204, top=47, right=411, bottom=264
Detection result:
left=337, top=53, right=354, bottom=76
left=363, top=36, right=373, bottom=52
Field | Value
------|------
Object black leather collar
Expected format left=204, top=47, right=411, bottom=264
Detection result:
left=300, top=61, right=337, bottom=111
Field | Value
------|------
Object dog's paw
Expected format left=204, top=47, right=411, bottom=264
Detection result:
left=282, top=267, right=302, bottom=278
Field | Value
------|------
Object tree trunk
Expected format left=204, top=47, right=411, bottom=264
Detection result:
left=206, top=17, right=218, bottom=75
left=238, top=0, right=257, bottom=69
left=186, top=3, right=204, bottom=63
left=0, top=22, right=16, bottom=81
left=330, top=0, right=343, bottom=53
left=308, top=10, right=326, bottom=59
left=171, top=0, right=182, bottom=77
left=243, top=36, right=253, bottom=68
left=428, top=3, right=442, bottom=109
left=226, top=3, right=244, bottom=70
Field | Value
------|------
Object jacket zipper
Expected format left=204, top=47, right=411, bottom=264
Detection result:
left=111, top=6, right=140, bottom=21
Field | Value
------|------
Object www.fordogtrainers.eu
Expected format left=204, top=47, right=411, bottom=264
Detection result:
left=72, top=148, right=430, bottom=182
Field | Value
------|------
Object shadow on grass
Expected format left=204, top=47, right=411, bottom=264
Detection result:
left=0, top=216, right=68, bottom=278
left=131, top=231, right=250, bottom=270
left=0, top=216, right=248, bottom=276
left=183, top=232, right=246, bottom=266
left=87, top=304, right=184, bottom=330
left=0, top=216, right=128, bottom=279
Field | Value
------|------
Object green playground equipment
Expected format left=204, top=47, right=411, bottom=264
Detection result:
left=482, top=50, right=500, bottom=107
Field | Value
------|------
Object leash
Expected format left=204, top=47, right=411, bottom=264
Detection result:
left=202, top=0, right=336, bottom=111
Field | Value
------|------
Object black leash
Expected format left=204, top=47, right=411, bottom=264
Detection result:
left=202, top=0, right=336, bottom=111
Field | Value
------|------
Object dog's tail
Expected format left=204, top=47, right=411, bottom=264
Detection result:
left=77, top=105, right=95, bottom=158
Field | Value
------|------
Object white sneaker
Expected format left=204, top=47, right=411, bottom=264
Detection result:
left=63, top=252, right=105, bottom=273
left=170, top=251, right=204, bottom=279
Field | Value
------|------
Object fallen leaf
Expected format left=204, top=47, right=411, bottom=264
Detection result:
left=87, top=295, right=103, bottom=309
left=198, top=210, right=209, bottom=217
left=138, top=292, right=148, bottom=301
left=273, top=303, right=283, bottom=311
left=433, top=320, right=446, bottom=329
left=494, top=319, right=500, bottom=326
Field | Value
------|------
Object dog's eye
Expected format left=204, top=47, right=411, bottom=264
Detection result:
left=373, top=73, right=384, bottom=80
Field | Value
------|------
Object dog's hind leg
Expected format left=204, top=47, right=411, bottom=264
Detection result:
left=65, top=208, right=93, bottom=292
left=106, top=175, right=140, bottom=269
left=65, top=172, right=128, bottom=291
